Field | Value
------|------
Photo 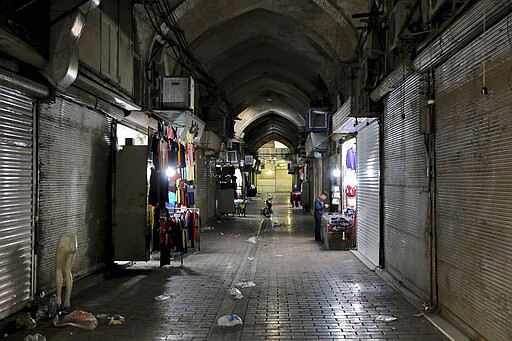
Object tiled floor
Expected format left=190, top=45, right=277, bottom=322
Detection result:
left=3, top=195, right=449, bottom=340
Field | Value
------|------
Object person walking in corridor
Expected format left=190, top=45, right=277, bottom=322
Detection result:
left=314, top=192, right=328, bottom=242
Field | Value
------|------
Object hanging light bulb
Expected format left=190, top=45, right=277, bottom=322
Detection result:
left=166, top=167, right=176, bottom=178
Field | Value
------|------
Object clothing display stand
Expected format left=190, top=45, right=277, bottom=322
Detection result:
left=183, top=207, right=201, bottom=252
left=160, top=207, right=201, bottom=268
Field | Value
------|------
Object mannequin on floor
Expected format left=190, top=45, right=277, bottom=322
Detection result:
left=55, top=234, right=77, bottom=309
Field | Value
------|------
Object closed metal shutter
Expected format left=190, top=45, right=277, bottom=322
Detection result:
left=195, top=152, right=216, bottom=221
left=37, top=97, right=112, bottom=291
left=355, top=119, right=380, bottom=267
left=313, top=158, right=323, bottom=201
left=195, top=151, right=208, bottom=218
left=435, top=13, right=512, bottom=341
left=382, top=73, right=430, bottom=299
left=206, top=157, right=216, bottom=220
left=0, top=85, right=34, bottom=319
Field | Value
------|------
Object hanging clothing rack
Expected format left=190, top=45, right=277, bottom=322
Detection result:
left=161, top=207, right=201, bottom=268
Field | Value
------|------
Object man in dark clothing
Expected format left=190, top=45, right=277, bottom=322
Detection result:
left=314, top=192, right=329, bottom=242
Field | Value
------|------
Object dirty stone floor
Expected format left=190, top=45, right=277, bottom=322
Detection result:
left=3, top=195, right=449, bottom=340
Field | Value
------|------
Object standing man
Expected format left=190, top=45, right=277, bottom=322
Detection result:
left=314, top=192, right=329, bottom=242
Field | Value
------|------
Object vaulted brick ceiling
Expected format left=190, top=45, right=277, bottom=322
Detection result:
left=142, top=0, right=368, bottom=152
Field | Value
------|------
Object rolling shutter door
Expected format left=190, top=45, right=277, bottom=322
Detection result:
left=38, top=97, right=112, bottom=291
left=435, top=13, right=512, bottom=341
left=0, top=85, right=34, bottom=319
left=355, top=119, right=380, bottom=267
left=382, top=74, right=430, bottom=299
left=205, top=157, right=216, bottom=220
left=195, top=152, right=208, bottom=218
left=195, top=153, right=216, bottom=221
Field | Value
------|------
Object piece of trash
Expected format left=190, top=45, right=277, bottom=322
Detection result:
left=46, top=294, right=58, bottom=319
left=248, top=257, right=254, bottom=261
left=108, top=315, right=125, bottom=326
left=235, top=281, right=256, bottom=288
left=245, top=236, right=258, bottom=244
left=154, top=294, right=172, bottom=301
left=228, top=288, right=243, bottom=300
left=203, top=226, right=215, bottom=231
left=217, top=314, right=243, bottom=326
left=24, top=334, right=46, bottom=341
left=194, top=251, right=200, bottom=255
left=219, top=232, right=224, bottom=236
left=234, top=234, right=240, bottom=238
left=35, top=306, right=47, bottom=321
left=216, top=219, right=222, bottom=223
left=276, top=254, right=283, bottom=257
left=375, top=315, right=397, bottom=322
left=16, top=313, right=36, bottom=330
left=414, top=312, right=425, bottom=318
left=53, top=310, right=99, bottom=330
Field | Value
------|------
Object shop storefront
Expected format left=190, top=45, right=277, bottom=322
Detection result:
left=331, top=98, right=358, bottom=246
left=433, top=11, right=512, bottom=340
left=340, top=138, right=357, bottom=215
left=354, top=119, right=380, bottom=267
left=37, top=96, right=114, bottom=291
left=113, top=110, right=205, bottom=265
left=382, top=73, right=430, bottom=299
left=0, top=72, right=45, bottom=318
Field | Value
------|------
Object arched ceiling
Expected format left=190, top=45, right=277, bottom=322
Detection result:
left=140, top=0, right=369, bottom=151
left=242, top=113, right=299, bottom=154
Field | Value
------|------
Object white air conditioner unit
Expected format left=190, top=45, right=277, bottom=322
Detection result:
left=226, top=138, right=242, bottom=150
left=305, top=109, right=329, bottom=132
left=244, top=155, right=254, bottom=165
left=387, top=0, right=415, bottom=52
left=160, top=77, right=194, bottom=110
left=226, top=150, right=238, bottom=163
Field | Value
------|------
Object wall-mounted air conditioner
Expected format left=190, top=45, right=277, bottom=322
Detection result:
left=244, top=155, right=254, bottom=165
left=160, top=77, right=194, bottom=110
left=226, top=150, right=239, bottom=164
left=306, top=108, right=329, bottom=132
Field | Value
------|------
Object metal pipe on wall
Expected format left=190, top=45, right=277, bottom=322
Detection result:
left=0, top=67, right=49, bottom=98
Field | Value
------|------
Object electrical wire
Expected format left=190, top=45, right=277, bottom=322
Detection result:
left=141, top=0, right=232, bottom=114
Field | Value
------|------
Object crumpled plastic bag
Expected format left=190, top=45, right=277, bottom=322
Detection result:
left=24, top=334, right=46, bottom=341
left=245, top=236, right=258, bottom=244
left=53, top=310, right=98, bottom=330
left=228, top=287, right=243, bottom=300
left=217, top=314, right=243, bottom=326
left=154, top=293, right=176, bottom=301
left=235, top=281, right=256, bottom=288
left=375, top=315, right=397, bottom=322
